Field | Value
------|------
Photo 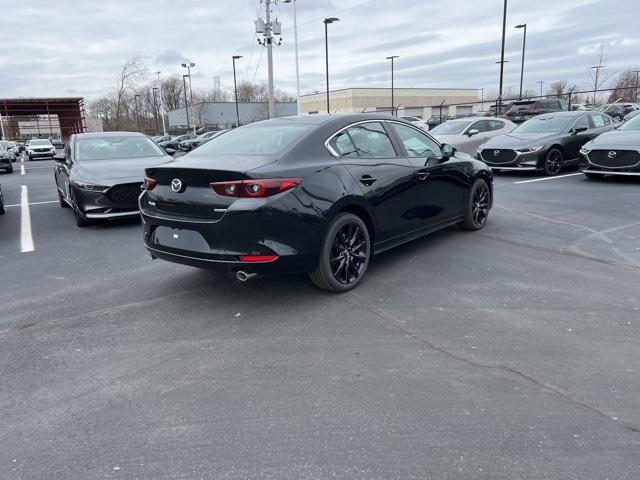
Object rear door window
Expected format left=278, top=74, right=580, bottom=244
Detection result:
left=590, top=114, right=606, bottom=128
left=345, top=122, right=397, bottom=159
left=328, top=131, right=358, bottom=158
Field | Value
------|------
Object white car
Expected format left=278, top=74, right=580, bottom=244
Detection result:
left=430, top=118, right=517, bottom=156
left=0, top=141, right=17, bottom=163
left=401, top=116, right=430, bottom=131
left=27, top=139, right=56, bottom=160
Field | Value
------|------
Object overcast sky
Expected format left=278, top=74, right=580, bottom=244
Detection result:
left=0, top=0, right=637, bottom=101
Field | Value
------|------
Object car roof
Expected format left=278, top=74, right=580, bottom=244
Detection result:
left=258, top=113, right=407, bottom=128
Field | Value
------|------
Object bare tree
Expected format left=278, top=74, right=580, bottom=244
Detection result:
left=160, top=76, right=184, bottom=112
left=607, top=69, right=640, bottom=103
left=113, top=57, right=146, bottom=130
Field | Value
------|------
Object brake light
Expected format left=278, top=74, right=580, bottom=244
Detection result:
left=210, top=178, right=301, bottom=198
left=238, top=255, right=278, bottom=262
left=143, top=176, right=157, bottom=190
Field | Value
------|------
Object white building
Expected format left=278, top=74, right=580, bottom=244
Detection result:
left=299, top=87, right=479, bottom=119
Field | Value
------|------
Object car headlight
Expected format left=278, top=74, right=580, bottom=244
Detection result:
left=579, top=145, right=591, bottom=155
left=516, top=145, right=544, bottom=153
left=72, top=181, right=110, bottom=193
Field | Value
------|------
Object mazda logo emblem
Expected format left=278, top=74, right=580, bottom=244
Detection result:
left=607, top=150, right=617, bottom=159
left=171, top=178, right=184, bottom=193
left=493, top=150, right=500, bottom=157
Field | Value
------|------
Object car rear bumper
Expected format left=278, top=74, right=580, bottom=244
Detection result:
left=139, top=191, right=322, bottom=274
left=0, top=158, right=12, bottom=168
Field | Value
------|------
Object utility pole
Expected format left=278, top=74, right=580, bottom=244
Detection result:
left=134, top=94, right=141, bottom=132
left=265, top=0, right=275, bottom=118
left=156, top=71, right=167, bottom=135
left=515, top=23, right=527, bottom=100
left=634, top=70, right=640, bottom=103
left=0, top=111, right=5, bottom=139
left=182, top=74, right=191, bottom=132
left=591, top=64, right=604, bottom=106
left=386, top=56, right=399, bottom=115
left=538, top=81, right=544, bottom=97
left=232, top=56, right=242, bottom=127
left=497, top=0, right=508, bottom=117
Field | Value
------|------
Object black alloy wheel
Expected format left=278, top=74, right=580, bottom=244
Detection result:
left=543, top=148, right=563, bottom=176
left=459, top=178, right=491, bottom=231
left=309, top=213, right=371, bottom=292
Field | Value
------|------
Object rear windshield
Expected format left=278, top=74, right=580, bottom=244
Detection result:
left=76, top=136, right=165, bottom=161
left=431, top=120, right=473, bottom=135
left=194, top=124, right=311, bottom=155
left=30, top=140, right=53, bottom=146
left=513, top=116, right=572, bottom=133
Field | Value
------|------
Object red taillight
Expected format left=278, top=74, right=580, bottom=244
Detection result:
left=143, top=176, right=157, bottom=190
left=238, top=255, right=279, bottom=263
left=210, top=178, right=301, bottom=198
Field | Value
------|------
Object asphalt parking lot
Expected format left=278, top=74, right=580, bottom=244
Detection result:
left=1, top=156, right=639, bottom=479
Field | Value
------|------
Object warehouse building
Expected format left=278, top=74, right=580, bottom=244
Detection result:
left=299, top=87, right=479, bottom=119
left=168, top=101, right=297, bottom=130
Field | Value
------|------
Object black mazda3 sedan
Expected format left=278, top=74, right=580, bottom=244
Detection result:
left=140, top=114, right=493, bottom=292
left=54, top=132, right=171, bottom=226
left=580, top=111, right=640, bottom=179
left=477, top=111, right=615, bottom=176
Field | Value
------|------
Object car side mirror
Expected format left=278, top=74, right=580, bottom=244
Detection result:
left=164, top=147, right=176, bottom=156
left=572, top=126, right=588, bottom=135
left=467, top=129, right=480, bottom=137
left=441, top=143, right=455, bottom=158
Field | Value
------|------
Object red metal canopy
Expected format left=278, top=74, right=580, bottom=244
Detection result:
left=0, top=97, right=86, bottom=139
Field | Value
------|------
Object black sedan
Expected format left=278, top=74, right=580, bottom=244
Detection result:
left=581, top=111, right=640, bottom=179
left=477, top=111, right=615, bottom=176
left=140, top=114, right=493, bottom=292
left=179, top=130, right=228, bottom=152
left=158, top=134, right=195, bottom=153
left=54, top=132, right=171, bottom=226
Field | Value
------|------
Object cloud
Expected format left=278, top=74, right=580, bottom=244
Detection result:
left=155, top=50, right=190, bottom=66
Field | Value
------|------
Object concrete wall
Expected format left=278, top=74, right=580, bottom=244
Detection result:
left=299, top=88, right=479, bottom=118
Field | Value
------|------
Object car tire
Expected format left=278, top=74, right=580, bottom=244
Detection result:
left=584, top=171, right=605, bottom=180
left=28, top=155, right=33, bottom=161
left=7, top=165, right=13, bottom=174
left=58, top=190, right=70, bottom=208
left=459, top=178, right=491, bottom=231
left=309, top=213, right=371, bottom=292
left=543, top=148, right=563, bottom=176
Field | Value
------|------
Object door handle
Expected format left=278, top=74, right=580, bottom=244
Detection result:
left=359, top=175, right=377, bottom=186
left=416, top=169, right=431, bottom=181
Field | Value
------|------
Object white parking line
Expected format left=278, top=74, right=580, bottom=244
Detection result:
left=5, top=200, right=58, bottom=208
left=514, top=173, right=583, bottom=184
left=20, top=164, right=25, bottom=175
left=20, top=186, right=35, bottom=253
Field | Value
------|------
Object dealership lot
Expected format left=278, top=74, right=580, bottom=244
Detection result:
left=1, top=158, right=639, bottom=478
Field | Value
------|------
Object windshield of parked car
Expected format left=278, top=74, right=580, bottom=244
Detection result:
left=618, top=114, right=640, bottom=131
left=30, top=140, right=53, bottom=146
left=513, top=116, right=572, bottom=133
left=431, top=120, right=474, bottom=135
left=76, top=136, right=165, bottom=161
left=194, top=124, right=311, bottom=155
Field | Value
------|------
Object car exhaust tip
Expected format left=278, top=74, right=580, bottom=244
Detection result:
left=236, top=270, right=257, bottom=282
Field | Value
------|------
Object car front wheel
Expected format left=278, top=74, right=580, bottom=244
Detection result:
left=309, top=213, right=371, bottom=292
left=459, top=178, right=491, bottom=231
left=543, top=148, right=563, bottom=176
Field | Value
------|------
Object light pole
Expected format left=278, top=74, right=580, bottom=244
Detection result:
left=134, top=94, right=141, bottom=132
left=283, top=0, right=300, bottom=114
left=182, top=74, right=191, bottom=132
left=538, top=81, right=544, bottom=97
left=156, top=71, right=167, bottom=135
left=181, top=62, right=196, bottom=133
left=495, top=60, right=509, bottom=116
left=386, top=56, right=399, bottom=115
left=324, top=17, right=340, bottom=114
left=497, top=0, right=508, bottom=117
left=515, top=23, right=527, bottom=100
left=152, top=87, right=160, bottom=135
left=591, top=64, right=604, bottom=106
left=633, top=70, right=640, bottom=103
left=232, top=55, right=242, bottom=127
